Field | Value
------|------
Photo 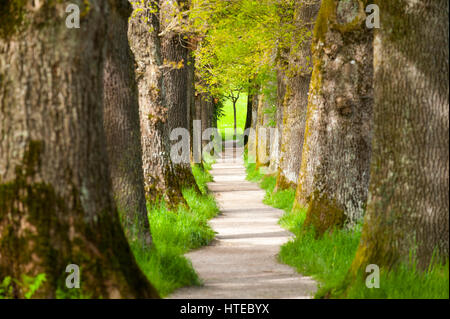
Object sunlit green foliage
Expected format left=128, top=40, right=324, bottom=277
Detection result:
left=0, top=273, right=46, bottom=299
left=188, top=0, right=297, bottom=97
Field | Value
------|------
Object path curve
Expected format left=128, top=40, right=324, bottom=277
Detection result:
left=169, top=142, right=316, bottom=299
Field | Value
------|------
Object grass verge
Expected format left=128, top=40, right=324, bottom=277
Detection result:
left=132, top=160, right=219, bottom=297
left=339, top=261, right=449, bottom=299
left=244, top=151, right=449, bottom=299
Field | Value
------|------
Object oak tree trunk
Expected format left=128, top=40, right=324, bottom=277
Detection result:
left=103, top=1, right=152, bottom=247
left=160, top=0, right=200, bottom=192
left=128, top=0, right=186, bottom=205
left=276, top=0, right=320, bottom=190
left=247, top=91, right=260, bottom=162
left=233, top=101, right=237, bottom=140
left=200, top=94, right=214, bottom=151
left=351, top=0, right=449, bottom=271
left=269, top=68, right=286, bottom=176
left=0, top=1, right=158, bottom=298
left=244, top=91, right=253, bottom=146
left=295, top=0, right=374, bottom=233
left=255, top=92, right=273, bottom=168
left=211, top=98, right=218, bottom=129
left=193, top=93, right=203, bottom=165
left=187, top=50, right=196, bottom=161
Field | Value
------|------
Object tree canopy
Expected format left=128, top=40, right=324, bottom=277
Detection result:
left=187, top=0, right=300, bottom=97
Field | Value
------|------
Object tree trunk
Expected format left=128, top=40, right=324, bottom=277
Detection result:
left=160, top=0, right=200, bottom=192
left=187, top=50, right=196, bottom=161
left=294, top=0, right=374, bottom=233
left=350, top=0, right=449, bottom=271
left=269, top=68, right=286, bottom=176
left=247, top=91, right=260, bottom=162
left=244, top=91, right=253, bottom=146
left=193, top=93, right=203, bottom=165
left=255, top=92, right=273, bottom=169
left=128, top=0, right=186, bottom=205
left=0, top=1, right=158, bottom=298
left=200, top=93, right=210, bottom=150
left=103, top=1, right=152, bottom=247
left=276, top=0, right=320, bottom=190
left=233, top=100, right=237, bottom=140
left=211, top=98, right=219, bottom=129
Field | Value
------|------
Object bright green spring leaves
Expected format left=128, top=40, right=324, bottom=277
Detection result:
left=188, top=0, right=296, bottom=97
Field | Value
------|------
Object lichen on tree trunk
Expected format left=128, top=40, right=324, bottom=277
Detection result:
left=294, top=0, right=374, bottom=233
left=128, top=0, right=187, bottom=206
left=187, top=50, right=196, bottom=161
left=268, top=69, right=285, bottom=175
left=199, top=95, right=210, bottom=148
left=247, top=90, right=260, bottom=163
left=0, top=1, right=158, bottom=298
left=276, top=0, right=320, bottom=191
left=244, top=88, right=253, bottom=146
left=255, top=92, right=273, bottom=169
left=160, top=0, right=201, bottom=194
left=350, top=0, right=449, bottom=272
left=103, top=0, right=152, bottom=248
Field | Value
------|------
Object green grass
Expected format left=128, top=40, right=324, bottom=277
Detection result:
left=217, top=93, right=248, bottom=143
left=244, top=155, right=296, bottom=214
left=132, top=159, right=219, bottom=297
left=341, top=261, right=449, bottom=299
left=280, top=212, right=362, bottom=298
left=244, top=151, right=449, bottom=299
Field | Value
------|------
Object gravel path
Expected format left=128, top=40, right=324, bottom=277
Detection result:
left=169, top=142, right=317, bottom=299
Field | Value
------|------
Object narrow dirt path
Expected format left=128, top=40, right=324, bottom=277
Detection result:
left=169, top=142, right=317, bottom=299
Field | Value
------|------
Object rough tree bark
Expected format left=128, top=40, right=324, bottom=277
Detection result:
left=200, top=94, right=214, bottom=150
left=268, top=69, right=286, bottom=175
left=193, top=92, right=213, bottom=161
left=244, top=90, right=253, bottom=146
left=187, top=50, right=196, bottom=161
left=0, top=1, right=158, bottom=298
left=350, top=0, right=449, bottom=271
left=103, top=0, right=152, bottom=247
left=255, top=91, right=273, bottom=169
left=247, top=90, right=260, bottom=162
left=160, top=0, right=200, bottom=192
left=211, top=98, right=218, bottom=129
left=275, top=0, right=320, bottom=190
left=192, top=92, right=203, bottom=164
left=294, top=0, right=374, bottom=234
left=128, top=0, right=186, bottom=205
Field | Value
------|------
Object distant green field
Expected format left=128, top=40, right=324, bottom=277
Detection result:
left=217, top=93, right=248, bottom=141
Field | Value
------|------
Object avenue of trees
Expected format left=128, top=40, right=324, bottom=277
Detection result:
left=241, top=0, right=449, bottom=280
left=0, top=0, right=448, bottom=298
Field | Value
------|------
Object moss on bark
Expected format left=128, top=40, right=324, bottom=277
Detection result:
left=303, top=190, right=346, bottom=237
left=275, top=171, right=297, bottom=192
left=0, top=140, right=159, bottom=298
left=294, top=0, right=373, bottom=226
left=0, top=0, right=27, bottom=38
